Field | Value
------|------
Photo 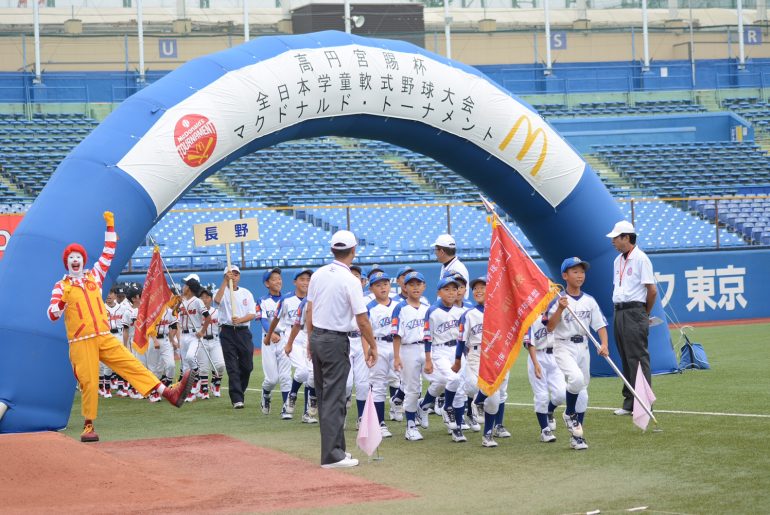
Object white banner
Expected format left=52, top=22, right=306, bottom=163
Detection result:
left=117, top=45, right=585, bottom=213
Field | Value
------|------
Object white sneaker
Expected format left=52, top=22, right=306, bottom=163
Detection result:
left=184, top=393, right=195, bottom=403
left=233, top=401, right=244, bottom=409
left=286, top=394, right=297, bottom=414
left=302, top=412, right=318, bottom=424
left=451, top=428, right=467, bottom=443
left=540, top=427, right=556, bottom=443
left=389, top=404, right=397, bottom=421
left=547, top=413, right=557, bottom=431
left=103, top=391, right=112, bottom=399
left=614, top=408, right=633, bottom=416
left=471, top=402, right=483, bottom=423
left=197, top=391, right=210, bottom=400
left=562, top=413, right=583, bottom=438
left=392, top=397, right=404, bottom=422
left=493, top=424, right=512, bottom=438
left=468, top=411, right=481, bottom=432
left=570, top=436, right=588, bottom=450
left=212, top=385, right=221, bottom=397
left=308, top=396, right=318, bottom=418
left=481, top=434, right=498, bottom=448
left=461, top=422, right=470, bottom=431
left=415, top=404, right=429, bottom=429
left=405, top=426, right=424, bottom=441
left=443, top=406, right=457, bottom=430
left=260, top=394, right=271, bottom=415
left=435, top=395, right=445, bottom=417
left=190, top=381, right=200, bottom=395
left=321, top=457, right=359, bottom=469
left=380, top=423, right=392, bottom=438
left=280, top=404, right=293, bottom=420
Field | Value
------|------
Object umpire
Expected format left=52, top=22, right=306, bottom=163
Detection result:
left=306, top=230, right=377, bottom=469
left=607, top=221, right=657, bottom=416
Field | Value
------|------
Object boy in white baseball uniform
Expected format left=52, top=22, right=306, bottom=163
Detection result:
left=121, top=287, right=144, bottom=399
left=391, top=271, right=427, bottom=441
left=284, top=296, right=318, bottom=424
left=101, top=286, right=126, bottom=398
left=271, top=269, right=315, bottom=423
left=194, top=289, right=225, bottom=400
left=547, top=257, right=609, bottom=451
left=366, top=271, right=399, bottom=438
left=346, top=265, right=371, bottom=423
left=179, top=278, right=212, bottom=402
left=257, top=268, right=291, bottom=415
left=146, top=306, right=179, bottom=402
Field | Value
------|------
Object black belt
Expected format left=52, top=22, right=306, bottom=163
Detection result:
left=182, top=329, right=190, bottom=334
left=471, top=345, right=479, bottom=351
left=110, top=329, right=119, bottom=334
left=222, top=325, right=249, bottom=330
left=538, top=347, right=554, bottom=354
left=401, top=341, right=422, bottom=346
left=314, top=328, right=348, bottom=336
left=203, top=335, right=214, bottom=340
left=614, top=301, right=645, bottom=311
left=156, top=335, right=165, bottom=339
left=348, top=331, right=361, bottom=338
left=439, top=339, right=458, bottom=347
left=376, top=335, right=393, bottom=343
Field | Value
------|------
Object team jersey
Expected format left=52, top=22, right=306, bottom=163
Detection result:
left=203, top=306, right=220, bottom=340
left=274, top=294, right=305, bottom=336
left=155, top=308, right=177, bottom=340
left=523, top=315, right=551, bottom=351
left=391, top=300, right=428, bottom=345
left=122, top=306, right=138, bottom=344
left=423, top=301, right=465, bottom=350
left=292, top=298, right=309, bottom=344
left=367, top=298, right=397, bottom=340
left=547, top=292, right=608, bottom=341
left=180, top=296, right=209, bottom=333
left=105, top=302, right=127, bottom=334
left=456, top=304, right=484, bottom=359
left=395, top=292, right=430, bottom=307
left=256, top=294, right=282, bottom=335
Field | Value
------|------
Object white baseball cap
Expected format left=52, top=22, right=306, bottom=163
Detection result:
left=330, top=230, right=358, bottom=250
left=223, top=264, right=241, bottom=274
left=432, top=234, right=456, bottom=248
left=182, top=273, right=200, bottom=282
left=606, top=220, right=636, bottom=238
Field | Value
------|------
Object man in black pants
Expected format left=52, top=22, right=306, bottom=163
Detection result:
left=214, top=265, right=256, bottom=409
left=306, top=230, right=377, bottom=469
left=607, top=221, right=657, bottom=416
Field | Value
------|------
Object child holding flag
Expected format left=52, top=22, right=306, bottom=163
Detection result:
left=546, top=257, right=609, bottom=451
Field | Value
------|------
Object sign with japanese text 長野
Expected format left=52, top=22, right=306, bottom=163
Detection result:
left=193, top=218, right=259, bottom=247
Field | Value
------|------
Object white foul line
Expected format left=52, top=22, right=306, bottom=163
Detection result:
left=505, top=402, right=770, bottom=419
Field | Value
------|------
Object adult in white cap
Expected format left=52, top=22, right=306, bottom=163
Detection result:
left=433, top=234, right=469, bottom=297
left=213, top=264, right=256, bottom=409
left=306, top=230, right=378, bottom=468
left=606, top=220, right=657, bottom=416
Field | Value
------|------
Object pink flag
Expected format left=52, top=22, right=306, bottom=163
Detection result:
left=633, top=362, right=657, bottom=431
left=356, top=388, right=382, bottom=456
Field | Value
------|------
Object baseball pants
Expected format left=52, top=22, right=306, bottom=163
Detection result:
left=554, top=339, right=590, bottom=397
left=185, top=338, right=225, bottom=377
left=179, top=332, right=198, bottom=373
left=399, top=344, right=425, bottom=414
left=426, top=345, right=460, bottom=398
left=346, top=337, right=369, bottom=400
left=369, top=340, right=395, bottom=403
left=71, top=334, right=161, bottom=420
left=614, top=306, right=651, bottom=412
left=261, top=337, right=292, bottom=392
left=310, top=328, right=351, bottom=466
left=220, top=325, right=254, bottom=405
left=288, top=338, right=315, bottom=388
left=454, top=351, right=501, bottom=414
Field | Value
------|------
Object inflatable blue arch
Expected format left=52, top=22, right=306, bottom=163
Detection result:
left=0, top=31, right=677, bottom=433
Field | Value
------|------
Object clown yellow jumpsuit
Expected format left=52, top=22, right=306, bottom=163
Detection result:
left=47, top=212, right=161, bottom=421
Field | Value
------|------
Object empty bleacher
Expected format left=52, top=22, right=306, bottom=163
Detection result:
left=691, top=196, right=770, bottom=245
left=532, top=99, right=706, bottom=119
left=721, top=98, right=770, bottom=134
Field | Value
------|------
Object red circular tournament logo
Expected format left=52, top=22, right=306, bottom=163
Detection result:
left=174, top=114, right=217, bottom=167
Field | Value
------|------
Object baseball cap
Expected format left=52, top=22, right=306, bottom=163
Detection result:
left=606, top=220, right=636, bottom=238
left=561, top=257, right=590, bottom=274
left=369, top=271, right=390, bottom=285
left=432, top=234, right=456, bottom=248
left=469, top=276, right=487, bottom=289
left=396, top=266, right=414, bottom=279
left=443, top=271, right=467, bottom=284
left=294, top=268, right=313, bottom=280
left=367, top=265, right=385, bottom=279
left=350, top=264, right=363, bottom=274
left=330, top=230, right=358, bottom=250
left=403, top=271, right=425, bottom=284
left=127, top=286, right=142, bottom=302
left=224, top=264, right=240, bottom=275
left=437, top=277, right=460, bottom=290
left=185, top=278, right=202, bottom=296
left=182, top=273, right=200, bottom=283
left=262, top=267, right=281, bottom=283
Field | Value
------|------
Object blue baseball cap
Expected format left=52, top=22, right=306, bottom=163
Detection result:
left=262, top=267, right=281, bottom=283
left=403, top=271, right=425, bottom=284
left=396, top=266, right=415, bottom=279
left=469, top=276, right=487, bottom=289
left=369, top=271, right=390, bottom=285
left=294, top=268, right=313, bottom=280
left=437, top=277, right=460, bottom=290
left=442, top=271, right=467, bottom=284
left=561, top=257, right=590, bottom=274
left=350, top=264, right=363, bottom=274
left=367, top=265, right=385, bottom=279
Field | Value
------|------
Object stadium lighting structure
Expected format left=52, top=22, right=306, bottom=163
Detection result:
left=32, top=0, right=41, bottom=84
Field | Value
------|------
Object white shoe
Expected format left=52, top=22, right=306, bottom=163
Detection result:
left=443, top=406, right=457, bottom=430
left=563, top=413, right=583, bottom=438
left=308, top=396, right=318, bottom=418
left=481, top=434, right=498, bottom=447
left=212, top=385, right=221, bottom=397
left=321, top=457, right=359, bottom=469
left=280, top=404, right=293, bottom=420
left=232, top=401, right=244, bottom=409
left=435, top=395, right=445, bottom=417
left=570, top=436, right=588, bottom=450
left=493, top=424, right=511, bottom=438
left=461, top=422, right=470, bottom=431
left=103, top=391, right=112, bottom=399
left=190, top=381, right=200, bottom=395
left=380, top=423, right=392, bottom=438
left=405, top=426, right=424, bottom=441
left=614, top=408, right=633, bottom=416
left=540, top=427, right=556, bottom=443
left=286, top=394, right=297, bottom=414
left=471, top=402, right=483, bottom=423
left=468, top=411, right=481, bottom=432
left=415, top=404, right=429, bottom=429
left=260, top=394, right=271, bottom=415
left=184, top=393, right=195, bottom=403
left=392, top=397, right=404, bottom=422
left=149, top=392, right=162, bottom=403
left=302, top=412, right=318, bottom=424
left=451, top=428, right=467, bottom=443
left=547, top=413, right=556, bottom=431
left=389, top=404, right=397, bottom=421
left=197, top=391, right=210, bottom=400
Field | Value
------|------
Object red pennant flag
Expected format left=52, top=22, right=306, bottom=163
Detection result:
left=478, top=219, right=558, bottom=396
left=133, top=247, right=176, bottom=354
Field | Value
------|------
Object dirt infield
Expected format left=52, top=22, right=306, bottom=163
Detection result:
left=0, top=432, right=412, bottom=514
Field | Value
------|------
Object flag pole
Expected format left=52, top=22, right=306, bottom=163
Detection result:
left=148, top=235, right=181, bottom=294
left=479, top=195, right=659, bottom=431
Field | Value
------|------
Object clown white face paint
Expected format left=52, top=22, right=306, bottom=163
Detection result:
left=67, top=251, right=85, bottom=277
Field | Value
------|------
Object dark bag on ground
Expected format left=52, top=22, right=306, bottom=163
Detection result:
left=679, top=333, right=710, bottom=370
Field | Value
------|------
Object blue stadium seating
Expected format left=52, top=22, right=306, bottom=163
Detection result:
left=533, top=100, right=706, bottom=118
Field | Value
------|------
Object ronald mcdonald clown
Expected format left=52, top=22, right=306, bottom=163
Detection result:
left=47, top=211, right=195, bottom=442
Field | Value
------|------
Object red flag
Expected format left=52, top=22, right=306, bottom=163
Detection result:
left=133, top=247, right=176, bottom=354
left=478, top=219, right=558, bottom=396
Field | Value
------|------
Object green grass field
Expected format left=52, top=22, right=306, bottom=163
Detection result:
left=64, top=323, right=770, bottom=514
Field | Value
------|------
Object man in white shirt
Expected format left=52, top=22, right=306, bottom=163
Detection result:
left=306, top=230, right=378, bottom=469
left=433, top=234, right=470, bottom=296
left=214, top=264, right=256, bottom=409
left=607, top=221, right=658, bottom=416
